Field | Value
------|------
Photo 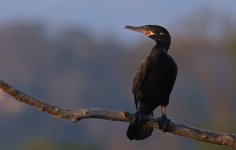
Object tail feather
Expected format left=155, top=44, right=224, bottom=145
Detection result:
left=126, top=112, right=153, bottom=140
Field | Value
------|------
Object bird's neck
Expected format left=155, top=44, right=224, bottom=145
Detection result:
left=149, top=45, right=167, bottom=59
left=153, top=44, right=168, bottom=53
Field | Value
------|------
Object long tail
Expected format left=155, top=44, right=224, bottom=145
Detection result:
left=126, top=112, right=153, bottom=140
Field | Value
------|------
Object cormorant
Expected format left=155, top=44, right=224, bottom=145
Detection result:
left=125, top=25, right=177, bottom=140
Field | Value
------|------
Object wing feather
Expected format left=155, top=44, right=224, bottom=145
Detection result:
left=132, top=58, right=149, bottom=108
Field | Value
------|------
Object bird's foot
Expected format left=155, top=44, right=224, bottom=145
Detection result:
left=158, top=115, right=171, bottom=132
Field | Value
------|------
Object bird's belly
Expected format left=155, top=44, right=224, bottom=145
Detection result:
left=141, top=69, right=170, bottom=107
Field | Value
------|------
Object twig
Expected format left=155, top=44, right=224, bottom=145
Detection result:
left=0, top=78, right=236, bottom=148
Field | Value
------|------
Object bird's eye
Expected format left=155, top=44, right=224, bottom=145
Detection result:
left=160, top=32, right=164, bottom=35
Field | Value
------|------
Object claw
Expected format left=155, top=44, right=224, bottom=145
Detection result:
left=158, top=115, right=171, bottom=132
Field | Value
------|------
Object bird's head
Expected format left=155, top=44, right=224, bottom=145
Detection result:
left=125, top=25, right=171, bottom=50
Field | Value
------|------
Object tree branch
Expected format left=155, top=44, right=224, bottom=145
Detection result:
left=0, top=78, right=236, bottom=148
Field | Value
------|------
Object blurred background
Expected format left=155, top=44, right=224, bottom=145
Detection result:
left=0, top=0, right=236, bottom=150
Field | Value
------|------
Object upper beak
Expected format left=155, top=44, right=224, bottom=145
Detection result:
left=125, top=25, right=153, bottom=36
left=125, top=25, right=146, bottom=33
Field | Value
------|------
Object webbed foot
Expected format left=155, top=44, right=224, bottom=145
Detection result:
left=158, top=115, right=171, bottom=132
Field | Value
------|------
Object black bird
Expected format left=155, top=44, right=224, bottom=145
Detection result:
left=125, top=25, right=177, bottom=140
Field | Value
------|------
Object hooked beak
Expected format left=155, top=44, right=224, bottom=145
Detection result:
left=125, top=25, right=154, bottom=36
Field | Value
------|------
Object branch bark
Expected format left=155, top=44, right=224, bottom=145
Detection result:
left=0, top=78, right=236, bottom=148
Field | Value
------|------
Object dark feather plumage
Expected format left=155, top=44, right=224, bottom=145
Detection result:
left=126, top=25, right=177, bottom=140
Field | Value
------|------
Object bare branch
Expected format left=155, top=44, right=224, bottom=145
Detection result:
left=0, top=78, right=236, bottom=148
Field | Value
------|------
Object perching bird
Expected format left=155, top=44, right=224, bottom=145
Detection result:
left=125, top=25, right=177, bottom=140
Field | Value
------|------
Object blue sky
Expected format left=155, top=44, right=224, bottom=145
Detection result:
left=0, top=0, right=235, bottom=39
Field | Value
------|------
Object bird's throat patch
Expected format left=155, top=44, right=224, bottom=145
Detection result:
left=144, top=31, right=154, bottom=36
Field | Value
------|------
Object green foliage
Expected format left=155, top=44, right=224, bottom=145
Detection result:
left=20, top=139, right=100, bottom=150
left=229, top=37, right=236, bottom=57
left=228, top=37, right=236, bottom=85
